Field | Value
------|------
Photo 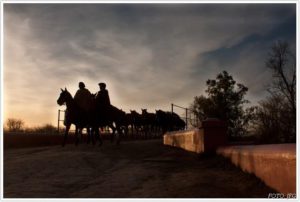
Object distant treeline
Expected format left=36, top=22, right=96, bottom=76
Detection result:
left=4, top=119, right=57, bottom=135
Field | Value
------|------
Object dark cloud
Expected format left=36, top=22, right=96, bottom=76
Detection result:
left=190, top=14, right=296, bottom=101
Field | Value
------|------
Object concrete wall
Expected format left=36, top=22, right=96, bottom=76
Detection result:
left=217, top=144, right=296, bottom=194
left=164, top=129, right=205, bottom=153
left=164, top=118, right=296, bottom=194
left=164, top=119, right=227, bottom=153
left=163, top=119, right=296, bottom=194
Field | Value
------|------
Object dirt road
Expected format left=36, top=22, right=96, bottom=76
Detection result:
left=4, top=139, right=275, bottom=198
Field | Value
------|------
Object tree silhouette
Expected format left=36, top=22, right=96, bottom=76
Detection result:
left=252, top=41, right=296, bottom=143
left=191, top=71, right=250, bottom=137
left=252, top=95, right=295, bottom=143
left=6, top=118, right=25, bottom=132
left=266, top=40, right=296, bottom=114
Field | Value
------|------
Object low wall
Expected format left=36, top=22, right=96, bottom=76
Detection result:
left=217, top=144, right=296, bottom=194
left=163, top=120, right=296, bottom=194
left=164, top=129, right=204, bottom=153
left=163, top=119, right=227, bottom=153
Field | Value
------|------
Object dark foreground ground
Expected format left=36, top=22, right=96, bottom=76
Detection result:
left=4, top=139, right=276, bottom=198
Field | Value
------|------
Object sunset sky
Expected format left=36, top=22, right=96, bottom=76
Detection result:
left=3, top=3, right=296, bottom=127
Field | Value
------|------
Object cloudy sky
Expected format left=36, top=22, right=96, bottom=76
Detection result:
left=3, top=3, right=296, bottom=127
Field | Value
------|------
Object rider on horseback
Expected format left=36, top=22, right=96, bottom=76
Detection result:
left=95, top=82, right=111, bottom=107
left=95, top=82, right=112, bottom=133
left=95, top=82, right=111, bottom=114
left=74, top=81, right=92, bottom=115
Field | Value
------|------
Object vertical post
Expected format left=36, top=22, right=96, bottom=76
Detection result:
left=185, top=108, right=188, bottom=129
left=171, top=103, right=174, bottom=130
left=57, top=110, right=60, bottom=134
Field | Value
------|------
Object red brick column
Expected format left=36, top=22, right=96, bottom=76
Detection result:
left=201, top=118, right=227, bottom=153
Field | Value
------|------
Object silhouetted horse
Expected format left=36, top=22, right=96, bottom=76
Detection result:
left=170, top=112, right=186, bottom=131
left=91, top=102, right=126, bottom=145
left=57, top=88, right=94, bottom=146
left=130, top=110, right=144, bottom=136
left=156, top=109, right=186, bottom=134
left=124, top=111, right=135, bottom=137
left=117, top=110, right=132, bottom=137
left=155, top=110, right=169, bottom=134
left=141, top=109, right=158, bottom=138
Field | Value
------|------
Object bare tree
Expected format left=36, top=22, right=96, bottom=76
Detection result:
left=6, top=118, right=25, bottom=132
left=252, top=41, right=296, bottom=143
left=266, top=40, right=296, bottom=115
left=252, top=95, right=295, bottom=143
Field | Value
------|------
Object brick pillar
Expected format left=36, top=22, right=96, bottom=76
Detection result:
left=201, top=118, right=227, bottom=153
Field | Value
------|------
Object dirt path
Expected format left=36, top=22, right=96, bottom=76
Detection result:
left=4, top=139, right=275, bottom=198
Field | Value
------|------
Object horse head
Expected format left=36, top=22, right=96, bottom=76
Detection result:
left=57, top=88, right=72, bottom=106
left=130, top=110, right=141, bottom=118
left=155, top=109, right=161, bottom=115
left=120, top=109, right=126, bottom=116
left=156, top=109, right=166, bottom=118
left=141, top=108, right=147, bottom=115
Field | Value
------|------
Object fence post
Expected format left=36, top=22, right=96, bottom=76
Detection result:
left=57, top=110, right=60, bottom=133
left=185, top=108, right=188, bottom=129
left=171, top=103, right=174, bottom=114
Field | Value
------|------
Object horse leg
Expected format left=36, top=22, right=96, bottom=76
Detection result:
left=95, top=127, right=103, bottom=146
left=152, top=124, right=156, bottom=138
left=135, top=125, right=139, bottom=138
left=62, top=124, right=70, bottom=147
left=87, top=127, right=93, bottom=145
left=115, top=124, right=122, bottom=145
left=97, top=127, right=103, bottom=146
left=151, top=124, right=155, bottom=138
left=137, top=126, right=140, bottom=139
left=75, top=127, right=80, bottom=146
left=110, top=124, right=116, bottom=143
left=88, top=126, right=96, bottom=146
left=80, top=129, right=83, bottom=143
left=143, top=125, right=147, bottom=139
left=89, top=127, right=96, bottom=145
left=131, top=124, right=134, bottom=139
left=87, top=127, right=91, bottom=144
left=125, top=126, right=129, bottom=139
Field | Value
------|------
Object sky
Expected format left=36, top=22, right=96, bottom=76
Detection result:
left=3, top=3, right=296, bottom=127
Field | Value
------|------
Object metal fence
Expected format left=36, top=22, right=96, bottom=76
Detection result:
left=57, top=109, right=66, bottom=134
left=171, top=103, right=200, bottom=129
